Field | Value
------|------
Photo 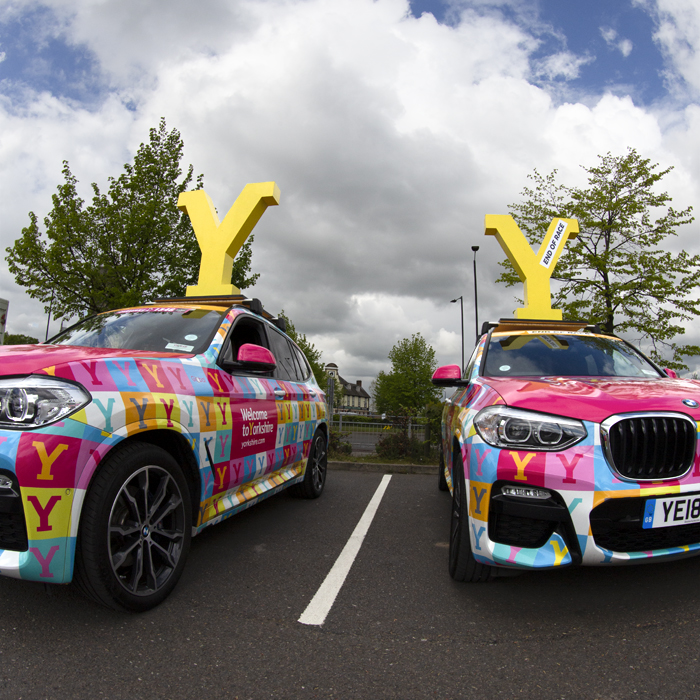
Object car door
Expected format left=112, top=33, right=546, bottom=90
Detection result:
left=211, top=314, right=279, bottom=502
left=265, top=327, right=309, bottom=470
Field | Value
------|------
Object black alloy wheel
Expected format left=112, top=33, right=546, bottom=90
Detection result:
left=291, top=429, right=328, bottom=499
left=75, top=442, right=192, bottom=612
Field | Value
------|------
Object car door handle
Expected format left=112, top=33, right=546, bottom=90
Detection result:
left=274, top=389, right=285, bottom=399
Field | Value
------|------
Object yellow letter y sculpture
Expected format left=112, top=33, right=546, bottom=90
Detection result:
left=179, top=182, right=280, bottom=297
left=485, top=215, right=579, bottom=320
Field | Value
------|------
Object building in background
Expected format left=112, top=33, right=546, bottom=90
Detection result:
left=324, top=363, right=371, bottom=414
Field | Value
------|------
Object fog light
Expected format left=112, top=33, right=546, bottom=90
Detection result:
left=0, top=475, right=18, bottom=497
left=502, top=485, right=551, bottom=500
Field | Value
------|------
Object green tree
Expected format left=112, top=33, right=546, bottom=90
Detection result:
left=498, top=149, right=700, bottom=370
left=373, top=333, right=442, bottom=415
left=2, top=333, right=39, bottom=345
left=6, top=119, right=258, bottom=321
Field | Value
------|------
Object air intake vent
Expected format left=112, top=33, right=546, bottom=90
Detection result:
left=601, top=413, right=697, bottom=481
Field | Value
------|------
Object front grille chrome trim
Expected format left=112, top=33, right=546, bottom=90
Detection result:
left=600, top=412, right=697, bottom=483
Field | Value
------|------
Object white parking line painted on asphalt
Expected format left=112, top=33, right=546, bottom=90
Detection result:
left=298, top=474, right=392, bottom=626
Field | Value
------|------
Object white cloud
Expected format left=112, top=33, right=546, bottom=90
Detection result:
left=1, top=0, right=700, bottom=381
left=600, top=26, right=634, bottom=58
left=648, top=0, right=700, bottom=97
left=534, top=51, right=594, bottom=80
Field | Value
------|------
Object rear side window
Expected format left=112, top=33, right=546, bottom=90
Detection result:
left=291, top=344, right=311, bottom=381
left=267, top=329, right=300, bottom=381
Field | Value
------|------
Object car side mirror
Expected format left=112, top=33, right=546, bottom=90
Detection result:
left=237, top=343, right=277, bottom=370
left=663, top=368, right=679, bottom=379
left=431, top=364, right=468, bottom=387
left=221, top=343, right=277, bottom=374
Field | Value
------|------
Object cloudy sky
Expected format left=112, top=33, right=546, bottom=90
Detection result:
left=1, top=0, right=700, bottom=389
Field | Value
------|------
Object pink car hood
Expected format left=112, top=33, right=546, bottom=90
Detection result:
left=0, top=344, right=193, bottom=376
left=484, top=376, right=700, bottom=424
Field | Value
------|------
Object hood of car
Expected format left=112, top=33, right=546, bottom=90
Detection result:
left=483, top=376, right=700, bottom=423
left=0, top=344, right=193, bottom=376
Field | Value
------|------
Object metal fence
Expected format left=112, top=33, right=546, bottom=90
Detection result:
left=329, top=418, right=428, bottom=455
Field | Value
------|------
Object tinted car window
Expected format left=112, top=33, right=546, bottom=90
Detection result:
left=291, top=344, right=311, bottom=381
left=464, top=343, right=480, bottom=381
left=221, top=316, right=269, bottom=364
left=267, top=328, right=299, bottom=381
left=483, top=333, right=661, bottom=378
left=51, top=307, right=228, bottom=354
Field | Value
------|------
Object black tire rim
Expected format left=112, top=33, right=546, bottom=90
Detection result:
left=108, top=466, right=187, bottom=597
left=310, top=434, right=327, bottom=492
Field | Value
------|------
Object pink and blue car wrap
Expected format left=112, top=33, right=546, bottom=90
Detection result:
left=440, top=332, right=700, bottom=571
left=0, top=305, right=327, bottom=584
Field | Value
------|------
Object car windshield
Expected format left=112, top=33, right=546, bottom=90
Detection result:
left=50, top=306, right=228, bottom=354
left=482, top=333, right=662, bottom=378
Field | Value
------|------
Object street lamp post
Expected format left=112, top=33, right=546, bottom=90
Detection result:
left=472, top=246, right=480, bottom=344
left=450, top=296, right=464, bottom=370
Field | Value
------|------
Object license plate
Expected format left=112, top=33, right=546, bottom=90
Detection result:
left=643, top=495, right=700, bottom=529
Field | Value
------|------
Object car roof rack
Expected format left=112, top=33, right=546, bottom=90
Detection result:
left=484, top=318, right=608, bottom=334
left=150, top=295, right=286, bottom=329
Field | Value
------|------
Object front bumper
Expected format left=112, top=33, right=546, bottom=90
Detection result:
left=469, top=481, right=700, bottom=570
left=463, top=417, right=700, bottom=570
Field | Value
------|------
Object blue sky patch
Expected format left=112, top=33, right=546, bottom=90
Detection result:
left=0, top=5, right=105, bottom=106
left=409, top=0, right=668, bottom=105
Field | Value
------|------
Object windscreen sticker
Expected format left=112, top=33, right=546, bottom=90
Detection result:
left=166, top=343, right=195, bottom=352
left=115, top=307, right=187, bottom=314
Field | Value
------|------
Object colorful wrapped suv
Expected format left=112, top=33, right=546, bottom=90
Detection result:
left=432, top=319, right=700, bottom=581
left=0, top=297, right=328, bottom=610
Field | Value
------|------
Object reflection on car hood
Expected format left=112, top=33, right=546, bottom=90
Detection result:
left=0, top=344, right=194, bottom=376
left=484, top=376, right=700, bottom=423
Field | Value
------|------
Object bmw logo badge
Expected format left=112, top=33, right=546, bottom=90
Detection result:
left=683, top=399, right=699, bottom=408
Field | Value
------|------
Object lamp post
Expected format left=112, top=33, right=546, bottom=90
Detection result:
left=450, top=296, right=464, bottom=370
left=472, top=246, right=480, bottom=344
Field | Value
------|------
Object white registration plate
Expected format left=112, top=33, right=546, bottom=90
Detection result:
left=643, top=495, right=700, bottom=529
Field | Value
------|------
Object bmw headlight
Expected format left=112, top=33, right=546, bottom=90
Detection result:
left=474, top=406, right=587, bottom=451
left=0, top=377, right=91, bottom=429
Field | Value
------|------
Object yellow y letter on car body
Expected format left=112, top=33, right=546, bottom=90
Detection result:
left=485, top=215, right=579, bottom=320
left=179, top=182, right=280, bottom=297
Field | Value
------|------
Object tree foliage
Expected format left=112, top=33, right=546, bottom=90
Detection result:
left=6, top=119, right=258, bottom=320
left=2, top=333, right=39, bottom=345
left=498, top=149, right=699, bottom=370
left=373, top=333, right=442, bottom=415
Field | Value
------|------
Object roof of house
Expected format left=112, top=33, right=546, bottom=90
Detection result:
left=338, top=374, right=370, bottom=399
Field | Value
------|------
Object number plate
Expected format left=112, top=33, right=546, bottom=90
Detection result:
left=643, top=495, right=700, bottom=529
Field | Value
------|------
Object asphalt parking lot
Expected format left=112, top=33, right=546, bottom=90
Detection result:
left=1, top=469, right=700, bottom=699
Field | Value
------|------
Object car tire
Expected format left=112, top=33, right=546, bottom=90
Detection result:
left=290, top=429, right=328, bottom=499
left=74, top=442, right=192, bottom=612
left=448, top=448, right=495, bottom=582
left=438, top=450, right=448, bottom=492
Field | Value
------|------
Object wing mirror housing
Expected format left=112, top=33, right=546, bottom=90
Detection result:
left=431, top=364, right=468, bottom=387
left=663, top=368, right=679, bottom=379
left=237, top=343, right=277, bottom=370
